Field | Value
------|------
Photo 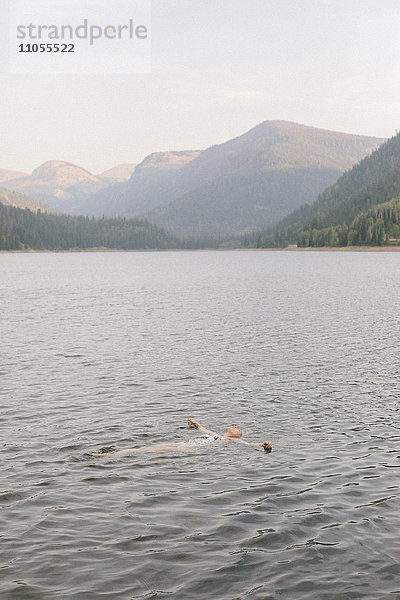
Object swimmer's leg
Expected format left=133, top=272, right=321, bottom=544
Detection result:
left=92, top=442, right=190, bottom=456
left=139, top=442, right=191, bottom=453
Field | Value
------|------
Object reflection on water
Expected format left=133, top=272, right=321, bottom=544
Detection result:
left=2, top=251, right=400, bottom=599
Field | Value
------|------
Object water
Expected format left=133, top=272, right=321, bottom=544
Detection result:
left=1, top=250, right=400, bottom=600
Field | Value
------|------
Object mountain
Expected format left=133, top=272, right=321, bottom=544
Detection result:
left=137, top=151, right=201, bottom=171
left=72, top=121, right=384, bottom=237
left=77, top=151, right=201, bottom=217
left=0, top=187, right=59, bottom=214
left=0, top=201, right=187, bottom=251
left=99, top=164, right=137, bottom=183
left=146, top=122, right=385, bottom=236
left=0, top=168, right=29, bottom=183
left=4, top=160, right=110, bottom=213
left=255, top=131, right=400, bottom=247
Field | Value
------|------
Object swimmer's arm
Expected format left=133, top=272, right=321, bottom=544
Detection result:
left=233, top=439, right=272, bottom=452
left=187, top=418, right=219, bottom=436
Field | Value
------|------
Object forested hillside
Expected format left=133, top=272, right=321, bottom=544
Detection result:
left=255, top=131, right=400, bottom=247
left=0, top=203, right=184, bottom=251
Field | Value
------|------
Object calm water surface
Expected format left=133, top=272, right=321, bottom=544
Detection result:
left=1, top=250, right=400, bottom=600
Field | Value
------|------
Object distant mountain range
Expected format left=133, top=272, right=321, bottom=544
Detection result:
left=2, top=160, right=136, bottom=214
left=4, top=126, right=400, bottom=251
left=62, top=121, right=385, bottom=237
left=257, top=130, right=400, bottom=247
left=1, top=121, right=385, bottom=238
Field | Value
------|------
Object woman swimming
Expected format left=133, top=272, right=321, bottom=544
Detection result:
left=92, top=418, right=272, bottom=456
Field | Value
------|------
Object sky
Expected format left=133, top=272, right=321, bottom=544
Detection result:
left=1, top=0, right=400, bottom=174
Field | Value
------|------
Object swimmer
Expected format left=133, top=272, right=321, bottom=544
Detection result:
left=92, top=418, right=272, bottom=456
left=187, top=418, right=272, bottom=451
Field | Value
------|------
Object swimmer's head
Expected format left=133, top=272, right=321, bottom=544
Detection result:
left=225, top=426, right=243, bottom=438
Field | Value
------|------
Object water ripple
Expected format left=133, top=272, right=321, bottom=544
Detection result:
left=2, top=251, right=400, bottom=599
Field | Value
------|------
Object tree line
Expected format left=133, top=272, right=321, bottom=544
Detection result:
left=0, top=203, right=198, bottom=251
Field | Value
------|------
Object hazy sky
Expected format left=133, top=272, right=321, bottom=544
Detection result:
left=2, top=0, right=400, bottom=173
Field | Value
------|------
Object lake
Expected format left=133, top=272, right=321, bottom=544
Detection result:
left=2, top=250, right=400, bottom=600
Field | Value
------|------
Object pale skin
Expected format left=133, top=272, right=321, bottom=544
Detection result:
left=187, top=419, right=272, bottom=451
left=92, top=419, right=272, bottom=456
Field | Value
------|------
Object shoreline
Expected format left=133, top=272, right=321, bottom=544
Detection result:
left=278, top=245, right=400, bottom=252
left=3, top=245, right=400, bottom=254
